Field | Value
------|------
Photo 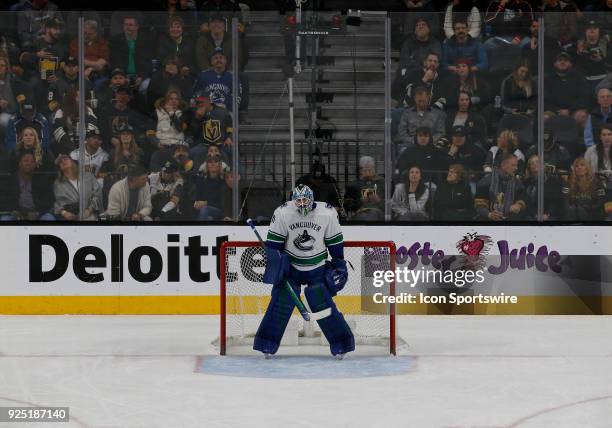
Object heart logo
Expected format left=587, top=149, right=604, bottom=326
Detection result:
left=460, top=239, right=484, bottom=256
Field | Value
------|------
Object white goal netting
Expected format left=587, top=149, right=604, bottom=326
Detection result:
left=217, top=241, right=397, bottom=355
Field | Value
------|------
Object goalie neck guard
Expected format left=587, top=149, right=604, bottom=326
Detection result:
left=292, top=184, right=314, bottom=216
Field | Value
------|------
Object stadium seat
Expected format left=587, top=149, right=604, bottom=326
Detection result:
left=498, top=113, right=534, bottom=149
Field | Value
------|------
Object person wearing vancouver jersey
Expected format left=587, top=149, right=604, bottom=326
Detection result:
left=254, top=184, right=354, bottom=358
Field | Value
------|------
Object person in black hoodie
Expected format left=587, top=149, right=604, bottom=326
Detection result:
left=544, top=52, right=591, bottom=115
left=433, top=163, right=474, bottom=220
left=395, top=126, right=447, bottom=184
left=442, top=124, right=486, bottom=177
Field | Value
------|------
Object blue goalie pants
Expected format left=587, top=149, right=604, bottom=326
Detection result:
left=253, top=265, right=355, bottom=356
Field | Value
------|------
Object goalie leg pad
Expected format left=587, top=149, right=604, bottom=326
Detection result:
left=304, top=283, right=355, bottom=356
left=253, top=279, right=300, bottom=355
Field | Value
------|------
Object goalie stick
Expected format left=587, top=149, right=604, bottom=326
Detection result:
left=246, top=219, right=332, bottom=322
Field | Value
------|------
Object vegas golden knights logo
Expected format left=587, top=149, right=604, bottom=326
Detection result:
left=204, top=120, right=221, bottom=142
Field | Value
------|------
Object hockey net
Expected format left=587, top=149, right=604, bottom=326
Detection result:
left=218, top=241, right=397, bottom=356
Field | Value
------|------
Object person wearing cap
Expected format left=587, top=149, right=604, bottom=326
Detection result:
left=576, top=20, right=610, bottom=88
left=196, top=15, right=244, bottom=72
left=148, top=159, right=185, bottom=220
left=69, top=127, right=110, bottom=181
left=396, top=125, right=447, bottom=182
left=17, top=0, right=63, bottom=49
left=343, top=156, right=385, bottom=221
left=69, top=20, right=109, bottom=82
left=525, top=126, right=571, bottom=175
left=22, top=16, right=67, bottom=77
left=193, top=47, right=243, bottom=114
left=544, top=52, right=590, bottom=115
left=187, top=92, right=233, bottom=163
left=149, top=139, right=192, bottom=173
left=444, top=123, right=486, bottom=175
left=53, top=154, right=102, bottom=221
left=96, top=68, right=130, bottom=111
left=5, top=93, right=51, bottom=152
left=104, top=164, right=152, bottom=221
left=442, top=19, right=488, bottom=74
left=396, top=17, right=441, bottom=78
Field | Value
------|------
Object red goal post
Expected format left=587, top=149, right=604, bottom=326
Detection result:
left=220, top=241, right=397, bottom=356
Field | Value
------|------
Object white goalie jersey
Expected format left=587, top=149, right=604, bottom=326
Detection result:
left=266, top=202, right=343, bottom=271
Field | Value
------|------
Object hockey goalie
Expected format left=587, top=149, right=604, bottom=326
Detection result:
left=254, top=184, right=355, bottom=358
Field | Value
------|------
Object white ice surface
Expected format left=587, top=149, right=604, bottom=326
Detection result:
left=0, top=315, right=611, bottom=428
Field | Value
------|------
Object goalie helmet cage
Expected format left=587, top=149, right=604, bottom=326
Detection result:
left=219, top=241, right=396, bottom=356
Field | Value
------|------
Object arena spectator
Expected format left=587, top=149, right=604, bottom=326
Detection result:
left=584, top=87, right=611, bottom=148
left=149, top=159, right=186, bottom=220
left=98, top=85, right=155, bottom=151
left=1, top=152, right=55, bottom=221
left=483, top=0, right=533, bottom=51
left=584, top=124, right=612, bottom=194
left=69, top=127, right=110, bottom=180
left=445, top=91, right=488, bottom=146
left=541, top=0, right=580, bottom=49
left=343, top=156, right=385, bottom=221
left=12, top=126, right=54, bottom=171
left=544, top=52, right=591, bottom=115
left=195, top=143, right=230, bottom=175
left=443, top=0, right=481, bottom=40
left=393, top=52, right=448, bottom=111
left=193, top=48, right=243, bottom=113
left=149, top=140, right=193, bottom=173
left=97, top=68, right=132, bottom=113
left=104, top=164, right=152, bottom=221
left=0, top=56, right=24, bottom=132
left=17, top=0, right=62, bottom=50
left=395, top=126, right=447, bottom=182
left=21, top=17, right=67, bottom=78
left=53, top=154, right=102, bottom=221
left=150, top=0, right=199, bottom=34
left=157, top=16, right=196, bottom=74
left=522, top=154, right=564, bottom=220
left=155, top=89, right=187, bottom=148
left=396, top=17, right=441, bottom=78
left=475, top=153, right=526, bottom=220
left=198, top=0, right=242, bottom=28
left=397, top=0, right=440, bottom=42
left=104, top=124, right=143, bottom=168
left=576, top=20, right=611, bottom=89
left=442, top=20, right=488, bottom=73
left=296, top=161, right=342, bottom=209
left=109, top=16, right=154, bottom=91
left=196, top=15, right=245, bottom=72
left=5, top=94, right=51, bottom=151
left=69, top=19, right=109, bottom=88
left=446, top=60, right=492, bottom=112
left=147, top=56, right=194, bottom=112
left=186, top=93, right=233, bottom=161
left=484, top=129, right=525, bottom=174
left=396, top=86, right=447, bottom=152
left=51, top=86, right=98, bottom=155
left=432, top=163, right=474, bottom=220
left=561, top=157, right=606, bottom=220
left=190, top=154, right=229, bottom=220
left=443, top=124, right=487, bottom=174
left=501, top=59, right=537, bottom=116
left=526, top=130, right=572, bottom=174
left=391, top=165, right=434, bottom=221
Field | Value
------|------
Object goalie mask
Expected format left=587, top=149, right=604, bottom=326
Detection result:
left=292, top=184, right=314, bottom=216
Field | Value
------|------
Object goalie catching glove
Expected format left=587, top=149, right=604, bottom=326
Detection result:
left=262, top=247, right=290, bottom=285
left=324, top=258, right=348, bottom=296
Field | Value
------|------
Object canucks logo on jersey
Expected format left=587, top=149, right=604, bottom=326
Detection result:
left=293, top=230, right=316, bottom=251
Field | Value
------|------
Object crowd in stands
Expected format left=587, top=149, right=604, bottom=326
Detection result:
left=0, top=0, right=610, bottom=222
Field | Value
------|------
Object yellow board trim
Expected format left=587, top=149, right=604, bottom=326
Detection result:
left=1, top=296, right=612, bottom=315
